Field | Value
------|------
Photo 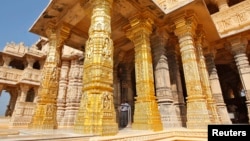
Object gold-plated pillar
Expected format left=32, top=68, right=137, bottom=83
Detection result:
left=125, top=13, right=163, bottom=131
left=173, top=14, right=211, bottom=129
left=74, top=0, right=118, bottom=136
left=29, top=23, right=70, bottom=129
left=195, top=27, right=221, bottom=124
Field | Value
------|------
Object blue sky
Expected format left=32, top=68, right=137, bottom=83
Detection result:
left=0, top=0, right=50, bottom=115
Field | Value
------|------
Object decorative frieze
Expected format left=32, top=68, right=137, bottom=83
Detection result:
left=211, top=0, right=250, bottom=38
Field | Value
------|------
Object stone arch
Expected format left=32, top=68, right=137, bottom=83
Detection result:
left=9, top=59, right=25, bottom=70
left=0, top=91, right=11, bottom=116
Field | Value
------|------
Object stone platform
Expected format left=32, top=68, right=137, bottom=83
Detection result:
left=0, top=117, right=208, bottom=141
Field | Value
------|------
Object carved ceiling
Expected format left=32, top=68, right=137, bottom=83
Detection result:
left=29, top=0, right=250, bottom=67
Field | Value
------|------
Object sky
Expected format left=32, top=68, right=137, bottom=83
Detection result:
left=0, top=0, right=50, bottom=116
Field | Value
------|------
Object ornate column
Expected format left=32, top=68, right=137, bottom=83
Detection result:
left=166, top=38, right=187, bottom=127
left=74, top=0, right=118, bottom=136
left=173, top=14, right=211, bottom=129
left=57, top=60, right=70, bottom=127
left=2, top=55, right=12, bottom=67
left=151, top=29, right=181, bottom=128
left=29, top=23, right=70, bottom=129
left=227, top=36, right=250, bottom=123
left=26, top=56, right=36, bottom=69
left=205, top=50, right=232, bottom=124
left=61, top=59, right=81, bottom=127
left=195, top=28, right=221, bottom=124
left=20, top=85, right=29, bottom=102
left=125, top=13, right=163, bottom=131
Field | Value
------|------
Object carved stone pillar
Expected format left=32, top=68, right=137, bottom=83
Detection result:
left=2, top=55, right=12, bottom=67
left=74, top=0, right=118, bottom=136
left=151, top=30, right=181, bottom=128
left=26, top=56, right=36, bottom=69
left=227, top=36, right=250, bottom=123
left=20, top=85, right=29, bottom=102
left=39, top=60, right=45, bottom=69
left=166, top=38, right=187, bottom=127
left=61, top=59, right=81, bottom=127
left=125, top=13, right=163, bottom=131
left=195, top=28, right=221, bottom=124
left=29, top=23, right=70, bottom=129
left=205, top=51, right=232, bottom=124
left=57, top=60, right=70, bottom=127
left=173, top=14, right=211, bottom=129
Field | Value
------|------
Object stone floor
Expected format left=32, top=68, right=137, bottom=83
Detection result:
left=0, top=117, right=208, bottom=141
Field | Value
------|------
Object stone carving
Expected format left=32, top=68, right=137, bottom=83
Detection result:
left=211, top=1, right=250, bottom=37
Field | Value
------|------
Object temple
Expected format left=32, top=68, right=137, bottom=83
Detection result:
left=0, top=0, right=250, bottom=140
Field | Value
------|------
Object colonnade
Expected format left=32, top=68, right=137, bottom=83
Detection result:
left=4, top=0, right=249, bottom=136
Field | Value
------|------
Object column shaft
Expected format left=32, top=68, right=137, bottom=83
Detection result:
left=228, top=37, right=250, bottom=123
left=205, top=53, right=232, bottom=124
left=126, top=14, right=163, bottom=131
left=29, top=24, right=70, bottom=129
left=174, top=14, right=211, bottom=129
left=166, top=38, right=187, bottom=127
left=57, top=60, right=70, bottom=127
left=195, top=30, right=221, bottom=124
left=74, top=0, right=118, bottom=136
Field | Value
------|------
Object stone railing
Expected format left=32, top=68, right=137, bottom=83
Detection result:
left=211, top=0, right=250, bottom=38
left=20, top=68, right=41, bottom=85
left=0, top=67, right=22, bottom=84
left=0, top=67, right=41, bottom=86
left=9, top=102, right=36, bottom=127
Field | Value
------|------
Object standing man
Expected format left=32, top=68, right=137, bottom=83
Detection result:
left=119, top=100, right=130, bottom=128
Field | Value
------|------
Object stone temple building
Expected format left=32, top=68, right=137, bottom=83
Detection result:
left=0, top=0, right=250, bottom=139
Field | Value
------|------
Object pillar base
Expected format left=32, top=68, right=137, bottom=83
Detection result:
left=186, top=101, right=211, bottom=129
left=74, top=121, right=118, bottom=136
left=29, top=104, right=58, bottom=129
left=132, top=101, right=163, bottom=131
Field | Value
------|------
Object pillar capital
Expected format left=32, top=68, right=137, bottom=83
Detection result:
left=173, top=12, right=198, bottom=38
left=45, top=22, right=57, bottom=38
left=155, top=27, right=169, bottom=40
left=20, top=84, right=29, bottom=92
left=57, top=23, right=71, bottom=44
left=125, top=13, right=154, bottom=40
left=226, top=36, right=248, bottom=55
left=195, top=25, right=205, bottom=45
